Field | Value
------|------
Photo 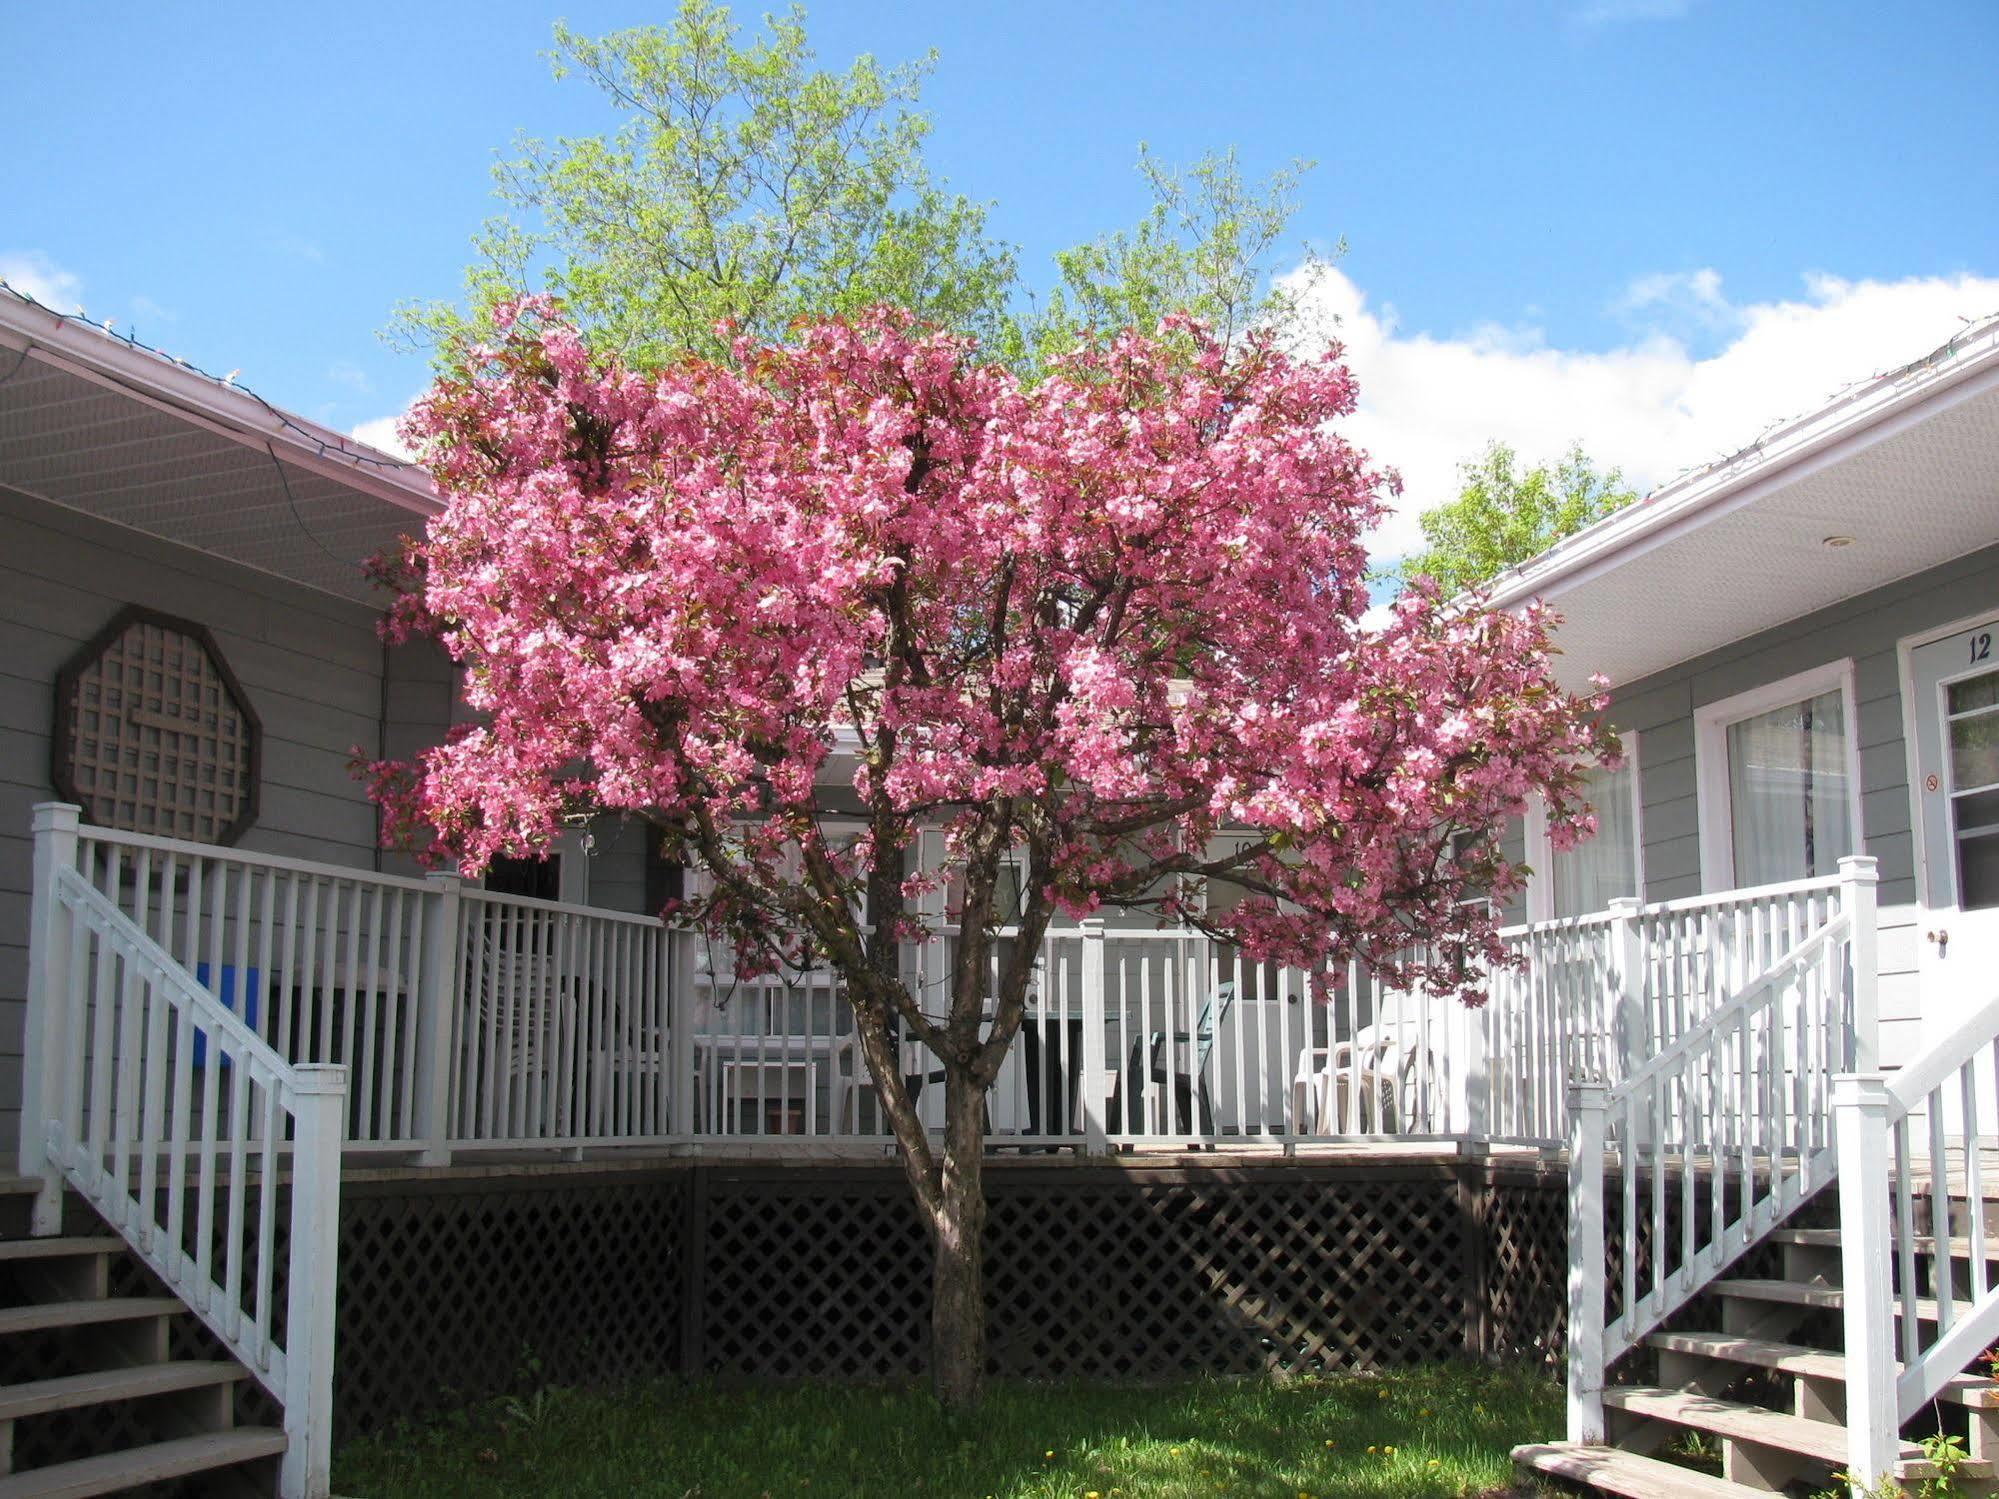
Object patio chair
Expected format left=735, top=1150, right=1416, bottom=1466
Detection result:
left=833, top=1005, right=1007, bottom=1134
left=1290, top=1018, right=1448, bottom=1135
left=1118, top=980, right=1237, bottom=1135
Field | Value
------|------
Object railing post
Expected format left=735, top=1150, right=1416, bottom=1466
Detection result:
left=1833, top=1072, right=1898, bottom=1492
left=1461, top=962, right=1491, bottom=1138
left=1566, top=1081, right=1608, bottom=1445
left=1078, top=920, right=1109, bottom=1154
left=21, top=802, right=82, bottom=1236
left=412, top=873, right=463, bottom=1167
left=668, top=929, right=697, bottom=1144
left=1838, top=855, right=1880, bottom=1073
left=281, top=1062, right=347, bottom=1499
left=1606, top=898, right=1646, bottom=1087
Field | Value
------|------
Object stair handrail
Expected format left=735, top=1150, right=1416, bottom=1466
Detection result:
left=1838, top=990, right=1999, bottom=1489
left=21, top=806, right=344, bottom=1499
left=1565, top=855, right=1875, bottom=1449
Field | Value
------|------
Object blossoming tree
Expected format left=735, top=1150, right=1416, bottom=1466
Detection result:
left=372, top=302, right=1611, bottom=1410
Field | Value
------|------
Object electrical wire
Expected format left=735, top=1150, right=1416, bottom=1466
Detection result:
left=264, top=441, right=357, bottom=566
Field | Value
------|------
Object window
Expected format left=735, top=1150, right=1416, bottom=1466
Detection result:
left=1529, top=741, right=1643, bottom=920
left=1946, top=670, right=1999, bottom=910
left=485, top=854, right=561, bottom=902
left=1695, top=662, right=1861, bottom=891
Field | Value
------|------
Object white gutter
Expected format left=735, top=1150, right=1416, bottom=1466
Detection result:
left=1484, top=313, right=1999, bottom=611
left=0, top=290, right=440, bottom=518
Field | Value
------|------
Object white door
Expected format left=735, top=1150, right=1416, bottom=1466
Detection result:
left=1912, top=614, right=1999, bottom=1055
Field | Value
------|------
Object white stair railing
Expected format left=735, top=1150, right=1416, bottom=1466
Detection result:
left=1838, top=989, right=1999, bottom=1489
left=20, top=804, right=344, bottom=1499
left=1566, top=855, right=1875, bottom=1445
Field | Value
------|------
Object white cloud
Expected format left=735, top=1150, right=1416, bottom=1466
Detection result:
left=350, top=404, right=417, bottom=461
left=270, top=232, right=326, bottom=265
left=1284, top=265, right=1999, bottom=561
left=0, top=251, right=83, bottom=309
left=129, top=293, right=177, bottom=324
left=1613, top=266, right=1737, bottom=334
left=1574, top=0, right=1692, bottom=25
left=327, top=360, right=374, bottom=396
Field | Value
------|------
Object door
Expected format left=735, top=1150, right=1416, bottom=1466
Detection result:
left=1912, top=614, right=1999, bottom=1055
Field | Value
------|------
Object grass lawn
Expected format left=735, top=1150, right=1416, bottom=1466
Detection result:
left=332, top=1362, right=1558, bottom=1498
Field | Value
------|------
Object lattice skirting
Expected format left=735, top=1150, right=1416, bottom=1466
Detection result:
left=1, top=1158, right=1574, bottom=1446
left=332, top=1158, right=1567, bottom=1437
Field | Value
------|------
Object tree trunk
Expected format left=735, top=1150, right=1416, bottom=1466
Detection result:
left=928, top=1064, right=990, bottom=1411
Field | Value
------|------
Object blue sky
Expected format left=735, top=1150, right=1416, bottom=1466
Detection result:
left=5, top=0, right=1996, bottom=557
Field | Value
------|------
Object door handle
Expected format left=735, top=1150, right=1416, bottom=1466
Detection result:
left=1927, top=929, right=1950, bottom=957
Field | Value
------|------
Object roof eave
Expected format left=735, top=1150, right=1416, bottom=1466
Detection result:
left=1483, top=315, right=1999, bottom=613
left=0, top=292, right=439, bottom=519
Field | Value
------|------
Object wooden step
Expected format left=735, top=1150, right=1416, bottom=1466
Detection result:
left=0, top=1361, right=246, bottom=1422
left=1648, top=1329, right=1846, bottom=1382
left=0, top=1297, right=181, bottom=1337
left=1514, top=1442, right=1771, bottom=1497
left=1771, top=1226, right=1999, bottom=1260
left=0, top=1429, right=285, bottom=1499
left=1710, top=1277, right=1972, bottom=1321
left=0, top=1238, right=123, bottom=1264
left=1602, top=1385, right=1921, bottom=1468
left=1646, top=1328, right=1999, bottom=1407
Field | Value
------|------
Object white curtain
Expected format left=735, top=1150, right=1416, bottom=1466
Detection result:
left=1553, top=759, right=1639, bottom=917
left=1727, top=688, right=1852, bottom=885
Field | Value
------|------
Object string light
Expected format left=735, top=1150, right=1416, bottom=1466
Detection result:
left=0, top=278, right=419, bottom=476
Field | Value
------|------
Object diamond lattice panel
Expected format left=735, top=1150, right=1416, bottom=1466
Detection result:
left=334, top=1174, right=687, bottom=1438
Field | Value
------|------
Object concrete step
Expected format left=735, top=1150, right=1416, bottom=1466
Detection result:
left=1602, top=1385, right=1909, bottom=1468
left=1513, top=1442, right=1770, bottom=1498
left=0, top=1361, right=247, bottom=1422
left=0, top=1239, right=123, bottom=1265
left=0, top=1429, right=285, bottom=1499
left=0, top=1298, right=180, bottom=1338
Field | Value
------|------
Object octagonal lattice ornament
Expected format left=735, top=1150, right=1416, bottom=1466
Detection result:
left=53, top=606, right=262, bottom=845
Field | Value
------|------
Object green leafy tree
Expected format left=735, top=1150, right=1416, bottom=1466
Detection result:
left=398, top=4, right=1324, bottom=378
left=395, top=1, right=1019, bottom=369
left=1401, top=441, right=1640, bottom=595
left=1000, top=145, right=1335, bottom=373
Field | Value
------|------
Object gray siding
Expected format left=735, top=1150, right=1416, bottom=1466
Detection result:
left=1605, top=540, right=1999, bottom=1067
left=0, top=484, right=395, bottom=1147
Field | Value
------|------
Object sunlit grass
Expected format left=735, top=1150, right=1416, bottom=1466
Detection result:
left=334, top=1362, right=1556, bottom=1497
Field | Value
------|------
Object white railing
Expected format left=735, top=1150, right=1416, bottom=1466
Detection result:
left=20, top=805, right=342, bottom=1499
left=23, top=806, right=1890, bottom=1163
left=449, top=887, right=680, bottom=1151
left=1836, top=990, right=1999, bottom=1488
left=1564, top=855, right=1876, bottom=1448
left=65, top=822, right=432, bottom=1151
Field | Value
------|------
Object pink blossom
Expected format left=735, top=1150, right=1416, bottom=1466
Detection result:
left=366, top=307, right=1613, bottom=1001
